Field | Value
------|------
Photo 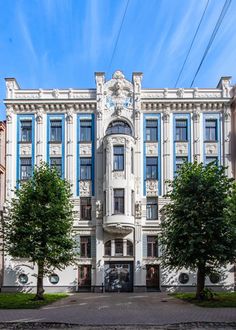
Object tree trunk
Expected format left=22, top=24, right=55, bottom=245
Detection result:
left=36, top=260, right=45, bottom=300
left=196, top=262, right=206, bottom=300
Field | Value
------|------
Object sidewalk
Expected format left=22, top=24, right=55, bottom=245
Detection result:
left=0, top=292, right=235, bottom=328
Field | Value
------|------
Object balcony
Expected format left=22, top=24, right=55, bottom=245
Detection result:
left=103, top=215, right=135, bottom=234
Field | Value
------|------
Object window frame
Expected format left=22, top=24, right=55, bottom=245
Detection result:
left=80, top=236, right=91, bottom=258
left=20, top=157, right=32, bottom=181
left=50, top=157, right=62, bottom=177
left=80, top=119, right=92, bottom=142
left=114, top=188, right=124, bottom=214
left=80, top=157, right=92, bottom=180
left=205, top=119, right=218, bottom=142
left=113, top=145, right=124, bottom=171
left=146, top=157, right=158, bottom=180
left=147, top=236, right=158, bottom=258
left=50, top=120, right=62, bottom=142
left=146, top=119, right=158, bottom=142
left=20, top=120, right=32, bottom=142
left=146, top=197, right=158, bottom=220
left=80, top=197, right=92, bottom=220
left=175, top=119, right=188, bottom=141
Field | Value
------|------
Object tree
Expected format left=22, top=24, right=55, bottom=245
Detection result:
left=160, top=161, right=236, bottom=300
left=3, top=163, right=76, bottom=300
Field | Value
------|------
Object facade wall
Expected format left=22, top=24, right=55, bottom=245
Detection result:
left=2, top=72, right=235, bottom=292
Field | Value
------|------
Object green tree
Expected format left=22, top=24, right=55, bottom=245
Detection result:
left=160, top=161, right=236, bottom=300
left=4, top=163, right=76, bottom=300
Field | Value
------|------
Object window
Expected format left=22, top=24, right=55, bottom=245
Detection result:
left=175, top=157, right=188, bottom=172
left=131, top=190, right=135, bottom=216
left=50, top=157, right=62, bottom=177
left=147, top=236, right=158, bottom=257
left=115, top=239, right=123, bottom=255
left=20, top=158, right=32, bottom=180
left=106, top=120, right=132, bottom=136
left=205, top=156, right=218, bottom=166
left=146, top=157, right=158, bottom=179
left=80, top=157, right=92, bottom=180
left=209, top=272, right=220, bottom=284
left=18, top=274, right=28, bottom=284
left=80, top=236, right=91, bottom=258
left=104, top=241, right=111, bottom=256
left=114, top=189, right=124, bottom=214
left=178, top=273, right=189, bottom=284
left=80, top=120, right=92, bottom=142
left=80, top=197, right=92, bottom=220
left=176, top=119, right=187, bottom=141
left=127, top=241, right=133, bottom=256
left=205, top=119, right=217, bottom=141
left=50, top=120, right=62, bottom=142
left=49, top=274, right=59, bottom=284
left=146, top=198, right=158, bottom=220
left=20, top=120, right=32, bottom=142
left=113, top=146, right=124, bottom=171
left=131, top=147, right=134, bottom=173
left=146, top=120, right=158, bottom=141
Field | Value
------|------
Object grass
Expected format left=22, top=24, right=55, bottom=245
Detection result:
left=0, top=293, right=68, bottom=309
left=172, top=291, right=236, bottom=307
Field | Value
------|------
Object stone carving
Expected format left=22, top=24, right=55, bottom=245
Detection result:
left=6, top=80, right=15, bottom=98
left=50, top=144, right=62, bottom=156
left=177, top=88, right=184, bottom=98
left=193, top=88, right=199, bottom=98
left=80, top=181, right=92, bottom=197
left=111, top=136, right=125, bottom=144
left=80, top=144, right=92, bottom=156
left=20, top=145, right=32, bottom=156
left=113, top=171, right=124, bottom=180
left=135, top=201, right=142, bottom=218
left=205, top=143, right=218, bottom=155
left=52, top=89, right=60, bottom=98
left=164, top=88, right=168, bottom=98
left=146, top=180, right=158, bottom=196
left=36, top=110, right=44, bottom=123
left=96, top=200, right=103, bottom=218
left=163, top=107, right=170, bottom=121
left=68, top=89, right=73, bottom=99
left=223, top=107, right=231, bottom=120
left=66, top=108, right=74, bottom=124
left=198, top=93, right=221, bottom=98
left=146, top=143, right=158, bottom=156
left=222, top=80, right=231, bottom=98
left=175, top=143, right=188, bottom=155
left=192, top=108, right=200, bottom=121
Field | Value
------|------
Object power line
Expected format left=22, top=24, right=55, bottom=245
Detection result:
left=107, top=0, right=130, bottom=74
left=190, top=0, right=232, bottom=87
left=174, top=0, right=210, bottom=88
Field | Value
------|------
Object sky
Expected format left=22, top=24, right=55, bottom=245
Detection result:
left=0, top=0, right=236, bottom=120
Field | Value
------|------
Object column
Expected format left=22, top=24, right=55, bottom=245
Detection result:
left=223, top=105, right=232, bottom=177
left=66, top=106, right=74, bottom=189
left=193, top=105, right=201, bottom=163
left=162, top=106, right=170, bottom=195
left=36, top=107, right=44, bottom=166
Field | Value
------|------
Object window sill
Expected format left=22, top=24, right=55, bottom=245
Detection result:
left=145, top=140, right=158, bottom=143
left=174, top=140, right=188, bottom=142
left=18, top=141, right=32, bottom=144
left=79, top=141, right=92, bottom=144
left=204, top=140, right=218, bottom=143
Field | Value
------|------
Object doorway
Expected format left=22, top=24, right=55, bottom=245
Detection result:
left=146, top=265, right=160, bottom=291
left=104, top=261, right=133, bottom=292
left=78, top=265, right=91, bottom=291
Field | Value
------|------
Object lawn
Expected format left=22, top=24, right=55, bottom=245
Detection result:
left=0, top=293, right=68, bottom=309
left=172, top=291, right=236, bottom=307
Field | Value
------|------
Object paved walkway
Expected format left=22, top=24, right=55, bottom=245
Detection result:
left=0, top=292, right=235, bottom=328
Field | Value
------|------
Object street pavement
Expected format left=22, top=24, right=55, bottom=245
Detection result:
left=0, top=292, right=235, bottom=328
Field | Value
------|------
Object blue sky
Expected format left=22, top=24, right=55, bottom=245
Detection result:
left=0, top=0, right=236, bottom=120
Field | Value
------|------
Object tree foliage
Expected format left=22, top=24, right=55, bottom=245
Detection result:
left=4, top=163, right=76, bottom=299
left=160, top=161, right=236, bottom=299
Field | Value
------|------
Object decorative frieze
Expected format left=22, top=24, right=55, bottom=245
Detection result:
left=112, top=171, right=124, bottom=180
left=205, top=143, right=218, bottom=155
left=79, top=144, right=92, bottom=156
left=175, top=142, right=188, bottom=155
left=19, top=144, right=32, bottom=156
left=145, top=143, right=158, bottom=156
left=49, top=144, right=62, bottom=156
left=80, top=181, right=92, bottom=197
left=146, top=180, right=158, bottom=197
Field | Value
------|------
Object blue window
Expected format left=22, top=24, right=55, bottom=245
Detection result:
left=176, top=119, right=188, bottom=141
left=20, top=120, right=32, bottom=142
left=20, top=158, right=32, bottom=180
left=146, top=157, right=158, bottom=179
left=50, top=120, right=62, bottom=142
left=146, top=120, right=158, bottom=141
left=205, top=119, right=217, bottom=141
left=175, top=156, right=188, bottom=173
left=50, top=157, right=62, bottom=177
left=146, top=197, right=158, bottom=220
left=106, top=120, right=132, bottom=136
left=80, top=157, right=92, bottom=180
left=205, top=156, right=218, bottom=165
left=113, top=146, right=124, bottom=171
left=80, top=120, right=92, bottom=142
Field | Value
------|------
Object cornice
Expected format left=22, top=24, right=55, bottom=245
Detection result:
left=141, top=100, right=229, bottom=111
left=5, top=102, right=96, bottom=112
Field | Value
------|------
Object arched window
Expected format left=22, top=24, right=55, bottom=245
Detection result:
left=106, top=120, right=132, bottom=136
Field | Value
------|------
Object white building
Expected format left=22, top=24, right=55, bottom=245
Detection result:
left=2, top=71, right=235, bottom=292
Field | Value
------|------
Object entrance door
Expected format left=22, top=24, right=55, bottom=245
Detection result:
left=78, top=265, right=91, bottom=291
left=146, top=265, right=160, bottom=291
left=104, top=262, right=133, bottom=292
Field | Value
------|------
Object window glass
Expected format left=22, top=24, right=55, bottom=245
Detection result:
left=18, top=274, right=28, bottom=284
left=20, top=120, right=32, bottom=142
left=115, top=239, right=123, bottom=255
left=205, top=156, right=218, bottom=166
left=80, top=157, right=92, bottom=180
left=50, top=157, right=62, bottom=177
left=127, top=241, right=133, bottom=256
left=113, top=146, right=124, bottom=171
left=20, top=158, right=32, bottom=180
left=80, top=197, right=92, bottom=220
left=209, top=272, right=220, bottom=284
left=50, top=120, right=62, bottom=142
left=147, top=236, right=158, bottom=257
left=106, top=120, right=132, bottom=136
left=131, top=148, right=134, bottom=174
left=105, top=241, right=111, bottom=256
left=146, top=120, right=158, bottom=141
left=49, top=274, right=59, bottom=284
left=114, top=189, right=124, bottom=214
left=178, top=273, right=189, bottom=284
left=80, top=120, right=92, bottom=142
left=146, top=157, right=158, bottom=179
left=146, top=198, right=158, bottom=220
left=205, top=119, right=217, bottom=141
left=175, top=157, right=188, bottom=172
left=80, top=236, right=91, bottom=258
left=176, top=119, right=187, bottom=141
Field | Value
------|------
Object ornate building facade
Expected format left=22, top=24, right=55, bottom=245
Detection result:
left=2, top=71, right=235, bottom=292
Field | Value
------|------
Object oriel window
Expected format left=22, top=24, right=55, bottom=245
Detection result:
left=113, top=146, right=124, bottom=171
left=114, top=189, right=124, bottom=214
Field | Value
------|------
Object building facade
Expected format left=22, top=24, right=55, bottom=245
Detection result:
left=2, top=71, right=235, bottom=292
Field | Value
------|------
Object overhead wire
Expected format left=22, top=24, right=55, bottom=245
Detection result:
left=107, top=0, right=130, bottom=74
left=174, top=0, right=210, bottom=88
left=190, top=0, right=232, bottom=87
